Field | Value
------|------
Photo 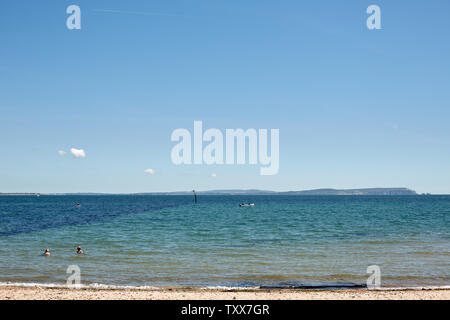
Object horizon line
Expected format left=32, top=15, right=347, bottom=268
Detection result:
left=0, top=187, right=441, bottom=195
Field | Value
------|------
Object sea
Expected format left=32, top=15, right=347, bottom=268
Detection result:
left=0, top=195, right=448, bottom=290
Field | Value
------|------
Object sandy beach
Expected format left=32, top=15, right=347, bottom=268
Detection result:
left=0, top=286, right=448, bottom=300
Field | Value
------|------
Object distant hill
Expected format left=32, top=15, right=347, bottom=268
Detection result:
left=277, top=188, right=417, bottom=196
left=0, top=188, right=418, bottom=196
left=137, top=188, right=417, bottom=196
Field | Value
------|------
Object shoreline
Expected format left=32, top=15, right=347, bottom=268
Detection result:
left=0, top=285, right=448, bottom=300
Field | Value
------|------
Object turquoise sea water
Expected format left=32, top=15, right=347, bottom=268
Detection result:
left=0, top=195, right=448, bottom=288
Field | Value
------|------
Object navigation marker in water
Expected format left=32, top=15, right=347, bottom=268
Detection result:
left=193, top=190, right=197, bottom=204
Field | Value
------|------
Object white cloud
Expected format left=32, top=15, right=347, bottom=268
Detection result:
left=144, top=168, right=155, bottom=175
left=70, top=148, right=86, bottom=158
left=58, top=150, right=67, bottom=156
left=211, top=173, right=217, bottom=177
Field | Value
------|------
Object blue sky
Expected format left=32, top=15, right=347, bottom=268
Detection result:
left=1, top=0, right=450, bottom=194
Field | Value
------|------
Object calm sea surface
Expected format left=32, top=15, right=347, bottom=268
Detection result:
left=0, top=195, right=448, bottom=288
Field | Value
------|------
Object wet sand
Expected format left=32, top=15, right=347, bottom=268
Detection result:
left=0, top=286, right=448, bottom=300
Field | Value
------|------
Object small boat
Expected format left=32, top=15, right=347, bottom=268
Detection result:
left=239, top=203, right=255, bottom=207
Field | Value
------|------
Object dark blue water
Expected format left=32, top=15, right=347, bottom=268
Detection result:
left=0, top=195, right=448, bottom=288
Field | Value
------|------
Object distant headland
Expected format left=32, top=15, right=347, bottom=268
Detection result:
left=0, top=188, right=419, bottom=196
left=144, top=188, right=418, bottom=196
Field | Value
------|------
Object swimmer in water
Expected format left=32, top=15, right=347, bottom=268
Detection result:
left=76, top=246, right=84, bottom=254
left=43, top=249, right=50, bottom=256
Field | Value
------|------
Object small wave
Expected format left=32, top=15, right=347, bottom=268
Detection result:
left=1, top=281, right=449, bottom=291
left=259, top=283, right=366, bottom=290
left=203, top=286, right=260, bottom=291
left=370, top=285, right=450, bottom=291
left=0, top=281, right=161, bottom=291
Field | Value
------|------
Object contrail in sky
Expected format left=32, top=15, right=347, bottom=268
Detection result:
left=92, top=9, right=186, bottom=17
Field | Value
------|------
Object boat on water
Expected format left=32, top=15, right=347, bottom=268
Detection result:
left=239, top=203, right=255, bottom=207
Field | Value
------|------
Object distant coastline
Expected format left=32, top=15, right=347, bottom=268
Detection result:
left=0, top=188, right=421, bottom=196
